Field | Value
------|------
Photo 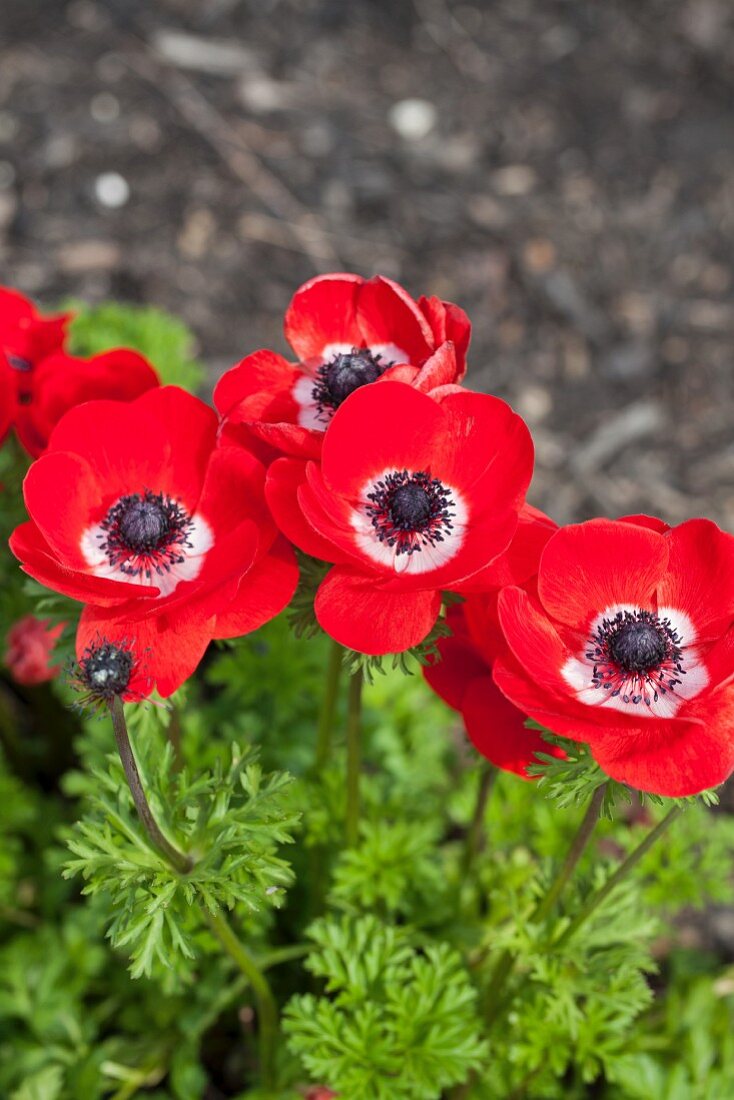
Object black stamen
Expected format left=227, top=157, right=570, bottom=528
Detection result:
left=311, top=346, right=391, bottom=421
left=588, top=608, right=685, bottom=708
left=98, top=490, right=193, bottom=581
left=365, top=469, right=455, bottom=557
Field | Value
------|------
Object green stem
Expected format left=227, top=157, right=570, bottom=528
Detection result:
left=345, top=668, right=363, bottom=847
left=109, top=697, right=192, bottom=874
left=556, top=804, right=683, bottom=947
left=204, top=909, right=279, bottom=1088
left=167, top=702, right=184, bottom=771
left=483, top=782, right=607, bottom=1021
left=534, top=783, right=608, bottom=922
left=109, top=697, right=278, bottom=1089
left=314, top=639, right=343, bottom=772
left=461, top=762, right=497, bottom=877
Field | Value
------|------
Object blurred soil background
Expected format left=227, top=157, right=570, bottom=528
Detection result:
left=1, top=0, right=734, bottom=959
left=1, top=0, right=734, bottom=525
left=1, top=0, right=733, bottom=527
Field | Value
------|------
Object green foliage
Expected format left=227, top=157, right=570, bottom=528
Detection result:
left=67, top=301, right=204, bottom=391
left=64, top=732, right=298, bottom=979
left=330, top=819, right=446, bottom=919
left=605, top=960, right=734, bottom=1099
left=530, top=729, right=719, bottom=815
left=284, top=915, right=488, bottom=1099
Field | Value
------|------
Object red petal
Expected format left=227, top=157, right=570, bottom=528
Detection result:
left=320, top=381, right=446, bottom=497
left=423, top=618, right=487, bottom=710
left=436, top=390, right=534, bottom=504
left=15, top=348, right=159, bottom=457
left=356, top=276, right=435, bottom=363
left=214, top=538, right=299, bottom=638
left=10, top=521, right=155, bottom=605
left=246, top=419, right=323, bottom=459
left=315, top=568, right=442, bottom=654
left=492, top=654, right=632, bottom=744
left=410, top=342, right=461, bottom=391
left=655, top=518, right=734, bottom=642
left=23, top=451, right=107, bottom=567
left=463, top=503, right=557, bottom=591
left=285, top=274, right=363, bottom=361
left=418, top=295, right=471, bottom=376
left=78, top=604, right=214, bottom=698
left=48, top=387, right=215, bottom=512
left=537, top=519, right=668, bottom=630
left=265, top=458, right=352, bottom=563
left=197, top=444, right=270, bottom=537
left=590, top=686, right=734, bottom=796
left=214, top=350, right=296, bottom=416
left=462, top=675, right=559, bottom=778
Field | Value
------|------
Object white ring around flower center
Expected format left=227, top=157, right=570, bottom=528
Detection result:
left=349, top=469, right=468, bottom=576
left=80, top=510, right=213, bottom=598
left=560, top=604, right=709, bottom=719
left=293, top=342, right=409, bottom=430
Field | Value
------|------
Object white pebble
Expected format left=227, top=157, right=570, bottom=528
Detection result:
left=388, top=98, right=437, bottom=141
left=95, top=171, right=130, bottom=209
left=90, top=92, right=121, bottom=123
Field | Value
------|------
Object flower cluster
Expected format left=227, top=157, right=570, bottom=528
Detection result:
left=5, top=275, right=734, bottom=797
left=0, top=286, right=158, bottom=455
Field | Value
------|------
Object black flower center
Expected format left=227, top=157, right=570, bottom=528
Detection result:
left=6, top=353, right=32, bottom=373
left=365, top=470, right=456, bottom=557
left=99, top=490, right=193, bottom=580
left=79, top=641, right=134, bottom=699
left=587, top=608, right=685, bottom=707
left=311, top=347, right=391, bottom=421
left=389, top=483, right=433, bottom=529
left=118, top=498, right=171, bottom=552
left=608, top=620, right=667, bottom=673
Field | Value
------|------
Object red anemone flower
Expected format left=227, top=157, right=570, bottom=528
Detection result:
left=4, top=615, right=63, bottom=686
left=424, top=507, right=563, bottom=777
left=265, top=380, right=534, bottom=655
left=14, top=348, right=159, bottom=457
left=10, top=386, right=298, bottom=696
left=494, top=516, right=734, bottom=797
left=214, top=272, right=471, bottom=458
left=0, top=286, right=70, bottom=445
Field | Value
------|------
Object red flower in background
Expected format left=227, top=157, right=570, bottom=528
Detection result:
left=424, top=507, right=563, bottom=777
left=215, top=272, right=470, bottom=458
left=0, top=287, right=70, bottom=445
left=14, top=348, right=159, bottom=457
left=4, top=615, right=63, bottom=686
left=0, top=366, right=12, bottom=446
left=494, top=516, right=734, bottom=797
left=11, top=387, right=298, bottom=696
left=266, top=381, right=534, bottom=655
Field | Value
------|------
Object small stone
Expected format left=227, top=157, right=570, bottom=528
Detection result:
left=491, top=165, right=537, bottom=196
left=238, top=76, right=295, bottom=113
left=467, top=194, right=509, bottom=229
left=0, top=112, right=18, bottom=142
left=522, top=238, right=556, bottom=274
left=90, top=92, right=120, bottom=123
left=57, top=239, right=121, bottom=273
left=0, top=161, right=16, bottom=189
left=516, top=386, right=552, bottom=424
left=388, top=98, right=437, bottom=141
left=152, top=30, right=256, bottom=75
left=94, top=172, right=130, bottom=209
left=0, top=191, right=17, bottom=231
